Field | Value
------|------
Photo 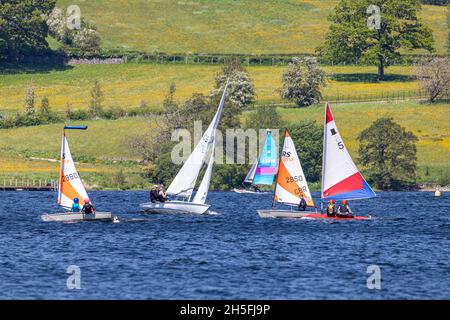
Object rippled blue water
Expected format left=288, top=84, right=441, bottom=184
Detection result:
left=0, top=191, right=449, bottom=299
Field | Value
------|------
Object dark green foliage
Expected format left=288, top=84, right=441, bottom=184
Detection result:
left=244, top=105, right=282, bottom=131
left=210, top=164, right=248, bottom=191
left=146, top=145, right=181, bottom=186
left=420, top=0, right=449, bottom=5
left=358, top=117, right=418, bottom=190
left=318, top=0, right=435, bottom=80
left=288, top=120, right=324, bottom=182
left=0, top=0, right=56, bottom=59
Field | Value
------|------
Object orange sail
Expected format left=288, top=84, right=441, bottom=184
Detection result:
left=274, top=130, right=314, bottom=207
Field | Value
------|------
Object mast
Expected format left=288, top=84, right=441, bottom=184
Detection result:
left=58, top=128, right=66, bottom=205
left=271, top=128, right=286, bottom=208
left=320, top=101, right=328, bottom=212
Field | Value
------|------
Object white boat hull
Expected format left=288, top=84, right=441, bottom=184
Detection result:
left=41, top=212, right=116, bottom=222
left=140, top=201, right=210, bottom=215
left=257, top=209, right=312, bottom=218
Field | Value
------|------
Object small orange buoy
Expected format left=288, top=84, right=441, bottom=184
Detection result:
left=435, top=190, right=441, bottom=197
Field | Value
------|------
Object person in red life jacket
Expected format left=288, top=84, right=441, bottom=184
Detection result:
left=82, top=198, right=95, bottom=214
left=337, top=200, right=353, bottom=218
left=326, top=199, right=337, bottom=217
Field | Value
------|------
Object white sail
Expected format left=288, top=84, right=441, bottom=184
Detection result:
left=274, top=130, right=314, bottom=207
left=243, top=157, right=258, bottom=183
left=322, top=102, right=375, bottom=200
left=192, top=141, right=215, bottom=204
left=167, top=81, right=228, bottom=198
left=58, top=135, right=89, bottom=209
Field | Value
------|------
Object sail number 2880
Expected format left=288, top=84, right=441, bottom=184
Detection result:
left=62, top=172, right=79, bottom=182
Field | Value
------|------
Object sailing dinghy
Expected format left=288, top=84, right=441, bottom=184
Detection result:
left=303, top=102, right=375, bottom=220
left=140, top=82, right=229, bottom=215
left=258, top=129, right=316, bottom=218
left=41, top=126, right=115, bottom=222
left=233, top=129, right=276, bottom=194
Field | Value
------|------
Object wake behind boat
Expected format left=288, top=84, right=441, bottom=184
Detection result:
left=140, top=81, right=229, bottom=215
left=41, top=126, right=115, bottom=223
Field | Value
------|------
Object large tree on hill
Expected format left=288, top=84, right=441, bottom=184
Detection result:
left=0, top=0, right=56, bottom=59
left=317, top=0, right=434, bottom=80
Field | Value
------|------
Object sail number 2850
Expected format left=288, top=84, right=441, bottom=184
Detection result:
left=285, top=175, right=303, bottom=183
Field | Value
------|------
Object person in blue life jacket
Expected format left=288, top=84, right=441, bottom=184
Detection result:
left=337, top=200, right=353, bottom=218
left=71, top=198, right=82, bottom=213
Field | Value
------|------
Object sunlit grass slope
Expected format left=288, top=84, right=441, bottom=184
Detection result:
left=56, top=1, right=448, bottom=55
left=0, top=64, right=420, bottom=112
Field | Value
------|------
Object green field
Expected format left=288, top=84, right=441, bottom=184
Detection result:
left=0, top=101, right=448, bottom=188
left=0, top=63, right=421, bottom=113
left=56, top=0, right=448, bottom=55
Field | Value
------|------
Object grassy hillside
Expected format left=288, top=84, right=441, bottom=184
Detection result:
left=0, top=64, right=420, bottom=113
left=56, top=0, right=448, bottom=55
left=0, top=101, right=448, bottom=188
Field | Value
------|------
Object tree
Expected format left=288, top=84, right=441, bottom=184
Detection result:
left=24, top=81, right=35, bottom=115
left=0, top=0, right=56, bottom=59
left=279, top=57, right=326, bottom=108
left=288, top=121, right=323, bottom=182
left=212, top=58, right=255, bottom=129
left=213, top=58, right=255, bottom=106
left=73, top=27, right=101, bottom=51
left=39, top=96, right=51, bottom=118
left=358, top=117, right=418, bottom=190
left=317, top=0, right=434, bottom=80
left=244, top=105, right=282, bottom=130
left=89, top=80, right=103, bottom=117
left=46, top=7, right=73, bottom=45
left=415, top=56, right=450, bottom=102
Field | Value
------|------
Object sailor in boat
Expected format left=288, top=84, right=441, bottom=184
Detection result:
left=150, top=184, right=168, bottom=203
left=71, top=198, right=82, bottom=213
left=81, top=198, right=95, bottom=214
left=297, top=195, right=307, bottom=211
left=326, top=200, right=337, bottom=217
left=158, top=184, right=168, bottom=202
left=251, top=184, right=261, bottom=192
left=336, top=200, right=353, bottom=218
left=150, top=185, right=159, bottom=203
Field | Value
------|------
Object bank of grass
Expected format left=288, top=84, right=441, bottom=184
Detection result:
left=55, top=0, right=448, bottom=55
left=0, top=63, right=420, bottom=113
left=0, top=100, right=448, bottom=188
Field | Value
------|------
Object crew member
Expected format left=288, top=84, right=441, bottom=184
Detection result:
left=326, top=200, right=337, bottom=217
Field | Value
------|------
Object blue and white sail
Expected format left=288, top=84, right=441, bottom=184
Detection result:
left=252, top=129, right=278, bottom=185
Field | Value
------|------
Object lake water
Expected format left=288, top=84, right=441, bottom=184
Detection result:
left=0, top=191, right=449, bottom=299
